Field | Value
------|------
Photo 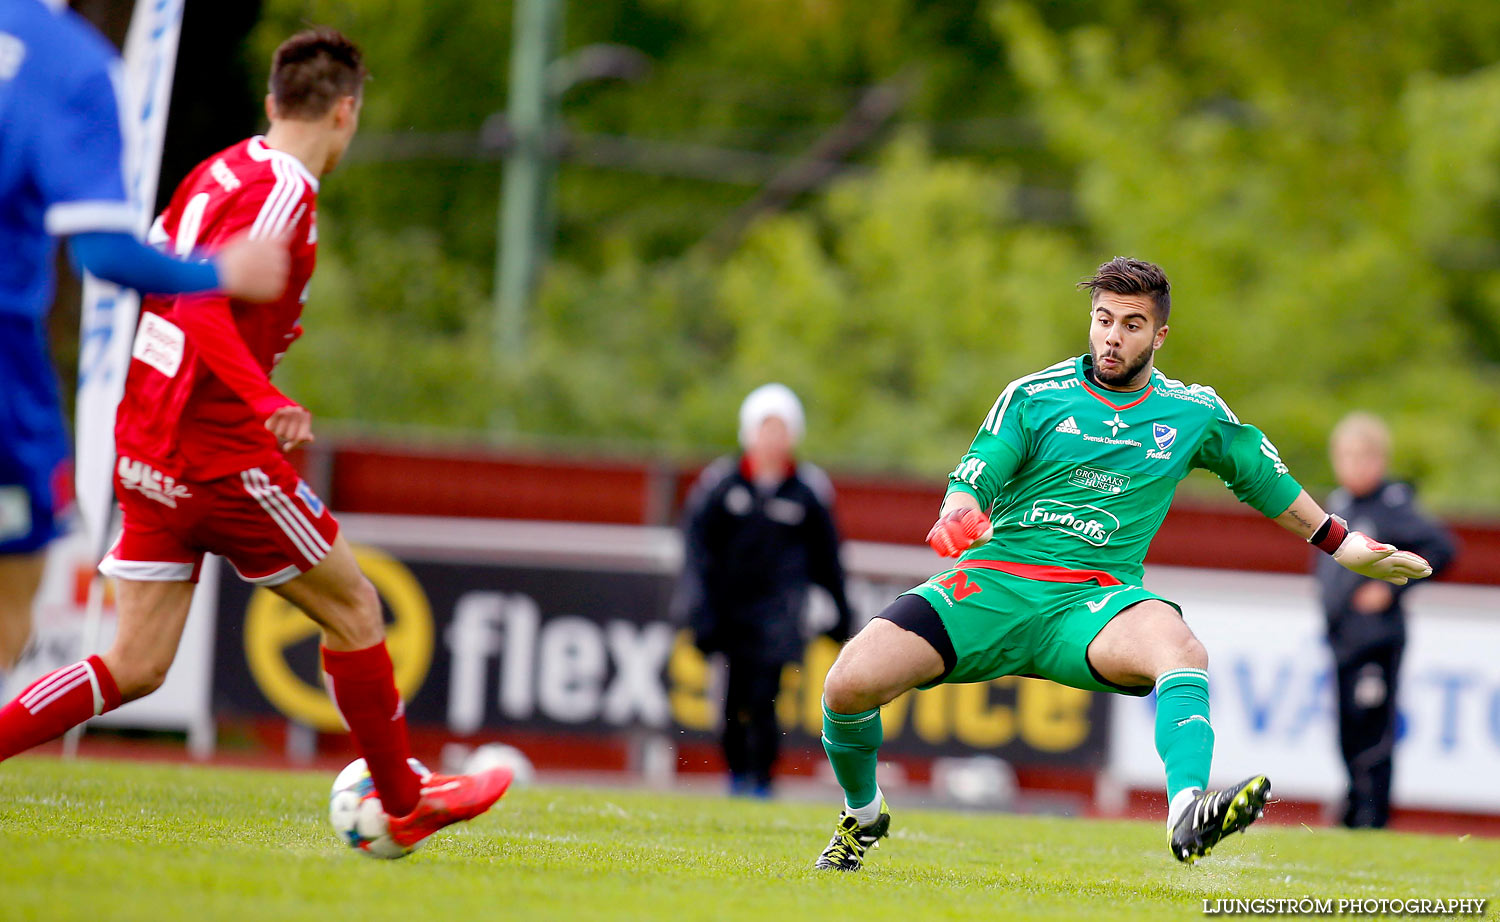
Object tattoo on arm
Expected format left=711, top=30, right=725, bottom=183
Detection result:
left=1273, top=492, right=1326, bottom=539
left=1286, top=509, right=1315, bottom=530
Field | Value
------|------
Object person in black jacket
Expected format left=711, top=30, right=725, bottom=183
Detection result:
left=1314, top=412, right=1457, bottom=828
left=673, top=383, right=854, bottom=797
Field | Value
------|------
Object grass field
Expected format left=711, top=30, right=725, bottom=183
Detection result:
left=1, top=758, right=1494, bottom=922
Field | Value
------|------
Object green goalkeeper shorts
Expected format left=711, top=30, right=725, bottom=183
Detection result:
left=902, top=559, right=1181, bottom=696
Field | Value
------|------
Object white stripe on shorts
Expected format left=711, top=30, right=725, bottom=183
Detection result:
left=229, top=562, right=302, bottom=587
left=240, top=468, right=328, bottom=565
left=256, top=470, right=330, bottom=559
left=264, top=479, right=329, bottom=556
left=98, top=555, right=197, bottom=582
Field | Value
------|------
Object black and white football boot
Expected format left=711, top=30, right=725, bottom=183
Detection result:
left=1169, top=775, right=1271, bottom=864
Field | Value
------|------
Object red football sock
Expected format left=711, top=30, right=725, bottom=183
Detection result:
left=0, top=655, right=122, bottom=761
left=322, top=642, right=421, bottom=817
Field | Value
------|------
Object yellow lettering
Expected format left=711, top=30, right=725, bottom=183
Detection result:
left=953, top=679, right=1016, bottom=747
left=912, top=685, right=951, bottom=743
left=880, top=691, right=910, bottom=738
left=244, top=544, right=431, bottom=731
left=777, top=662, right=801, bottom=729
left=1018, top=679, right=1091, bottom=752
left=668, top=631, right=715, bottom=731
left=799, top=637, right=841, bottom=735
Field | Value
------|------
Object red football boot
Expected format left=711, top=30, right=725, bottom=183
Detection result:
left=387, top=767, right=514, bottom=849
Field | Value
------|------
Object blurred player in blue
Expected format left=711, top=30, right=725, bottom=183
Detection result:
left=0, top=0, right=289, bottom=669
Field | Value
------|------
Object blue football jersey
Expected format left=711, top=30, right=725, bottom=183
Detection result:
left=0, top=0, right=136, bottom=550
left=0, top=0, right=135, bottom=322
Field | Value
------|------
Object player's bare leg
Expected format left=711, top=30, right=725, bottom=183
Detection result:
left=0, top=552, right=46, bottom=669
left=1086, top=599, right=1205, bottom=686
left=101, top=579, right=196, bottom=701
left=0, top=575, right=190, bottom=760
left=822, top=617, right=945, bottom=714
left=815, top=613, right=946, bottom=870
left=268, top=532, right=383, bottom=652
left=1088, top=600, right=1269, bottom=863
left=273, top=533, right=510, bottom=847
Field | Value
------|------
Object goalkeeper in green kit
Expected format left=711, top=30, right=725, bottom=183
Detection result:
left=813, top=257, right=1435, bottom=869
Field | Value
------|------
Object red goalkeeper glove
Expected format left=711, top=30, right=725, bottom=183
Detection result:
left=926, top=507, right=993, bottom=558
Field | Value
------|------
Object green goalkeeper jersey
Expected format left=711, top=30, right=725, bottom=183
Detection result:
left=945, top=354, right=1303, bottom=584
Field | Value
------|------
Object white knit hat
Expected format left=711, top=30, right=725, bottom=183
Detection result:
left=738, top=383, right=805, bottom=449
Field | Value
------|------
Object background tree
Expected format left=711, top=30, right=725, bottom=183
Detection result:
left=243, top=0, right=1500, bottom=511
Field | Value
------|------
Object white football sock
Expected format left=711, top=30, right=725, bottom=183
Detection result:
left=1167, top=787, right=1202, bottom=830
left=846, top=786, right=885, bottom=827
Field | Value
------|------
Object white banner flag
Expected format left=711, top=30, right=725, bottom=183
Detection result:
left=75, top=0, right=185, bottom=563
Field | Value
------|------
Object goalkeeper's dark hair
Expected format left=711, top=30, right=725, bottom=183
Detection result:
left=270, top=28, right=367, bottom=119
left=1079, top=257, right=1171, bottom=324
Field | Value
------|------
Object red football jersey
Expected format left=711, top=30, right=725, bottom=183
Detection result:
left=115, top=136, right=318, bottom=482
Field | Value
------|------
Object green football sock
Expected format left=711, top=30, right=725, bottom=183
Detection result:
left=1154, top=668, right=1214, bottom=804
left=821, top=698, right=882, bottom=810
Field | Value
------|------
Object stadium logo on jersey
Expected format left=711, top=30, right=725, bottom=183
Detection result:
left=1019, top=499, right=1121, bottom=547
left=1054, top=416, right=1081, bottom=435
left=1024, top=378, right=1080, bottom=396
left=116, top=456, right=192, bottom=508
left=1153, top=423, right=1177, bottom=451
left=1068, top=467, right=1131, bottom=495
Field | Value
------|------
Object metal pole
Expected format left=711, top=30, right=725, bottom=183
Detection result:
left=494, top=0, right=564, bottom=370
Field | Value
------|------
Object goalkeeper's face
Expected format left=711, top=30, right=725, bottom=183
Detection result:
left=1087, top=291, right=1168, bottom=389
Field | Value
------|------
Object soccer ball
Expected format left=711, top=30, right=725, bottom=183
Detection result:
left=328, top=757, right=429, bottom=859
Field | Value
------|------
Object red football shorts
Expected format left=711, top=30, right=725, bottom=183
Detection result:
left=99, top=454, right=339, bottom=587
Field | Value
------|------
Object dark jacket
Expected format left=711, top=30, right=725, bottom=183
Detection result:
left=1313, top=480, right=1457, bottom=657
left=672, top=455, right=854, bottom=665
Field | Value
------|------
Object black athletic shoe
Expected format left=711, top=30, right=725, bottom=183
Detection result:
left=814, top=802, right=891, bottom=871
left=1169, top=775, right=1271, bottom=864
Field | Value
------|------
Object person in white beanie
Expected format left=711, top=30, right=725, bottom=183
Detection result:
left=672, top=383, right=854, bottom=797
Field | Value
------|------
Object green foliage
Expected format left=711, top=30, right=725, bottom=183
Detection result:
left=714, top=135, right=1085, bottom=475
left=253, top=0, right=1500, bottom=511
left=276, top=228, right=498, bottom=430
left=986, top=0, right=1500, bottom=507
left=4, top=758, right=1497, bottom=922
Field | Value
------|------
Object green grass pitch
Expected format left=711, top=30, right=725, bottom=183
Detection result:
left=1, top=757, right=1493, bottom=921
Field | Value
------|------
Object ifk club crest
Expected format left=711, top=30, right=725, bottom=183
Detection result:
left=1153, top=423, right=1177, bottom=451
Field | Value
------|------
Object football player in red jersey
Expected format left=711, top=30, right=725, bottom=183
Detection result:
left=0, top=29, right=510, bottom=850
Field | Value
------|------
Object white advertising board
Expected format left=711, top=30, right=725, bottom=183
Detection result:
left=1108, top=566, right=1500, bottom=811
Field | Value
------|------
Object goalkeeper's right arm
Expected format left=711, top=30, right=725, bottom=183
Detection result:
left=926, top=492, right=993, bottom=558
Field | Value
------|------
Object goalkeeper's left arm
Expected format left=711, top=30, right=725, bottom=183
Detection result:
left=1276, top=490, right=1433, bottom=586
left=1195, top=399, right=1432, bottom=586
